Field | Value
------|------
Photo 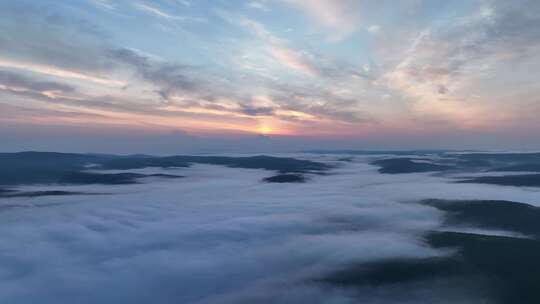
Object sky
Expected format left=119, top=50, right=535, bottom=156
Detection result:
left=1, top=0, right=540, bottom=153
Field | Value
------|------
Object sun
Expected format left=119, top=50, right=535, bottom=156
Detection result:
left=257, top=125, right=273, bottom=134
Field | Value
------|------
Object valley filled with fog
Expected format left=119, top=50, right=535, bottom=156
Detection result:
left=1, top=151, right=540, bottom=303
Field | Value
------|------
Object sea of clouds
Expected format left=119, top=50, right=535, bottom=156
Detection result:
left=0, top=154, right=538, bottom=303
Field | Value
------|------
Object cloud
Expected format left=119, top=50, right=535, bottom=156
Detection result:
left=269, top=47, right=318, bottom=76
left=0, top=2, right=113, bottom=73
left=367, top=24, right=381, bottom=34
left=89, top=0, right=115, bottom=11
left=0, top=59, right=125, bottom=87
left=247, top=1, right=270, bottom=11
left=133, top=2, right=178, bottom=20
left=231, top=16, right=369, bottom=81
left=284, top=0, right=362, bottom=41
left=108, top=48, right=199, bottom=101
left=0, top=103, right=109, bottom=122
left=375, top=1, right=540, bottom=127
left=133, top=2, right=204, bottom=22
left=0, top=1, right=376, bottom=134
left=239, top=104, right=276, bottom=116
left=1, top=154, right=539, bottom=303
left=0, top=70, right=75, bottom=93
left=0, top=160, right=439, bottom=303
left=4, top=0, right=539, bottom=142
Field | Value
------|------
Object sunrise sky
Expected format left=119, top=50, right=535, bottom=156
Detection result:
left=1, top=0, right=540, bottom=152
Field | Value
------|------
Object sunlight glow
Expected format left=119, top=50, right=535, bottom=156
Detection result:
left=257, top=125, right=273, bottom=134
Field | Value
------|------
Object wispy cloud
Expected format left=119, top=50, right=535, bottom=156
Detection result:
left=0, top=70, right=75, bottom=93
left=134, top=2, right=178, bottom=19
left=88, top=0, right=115, bottom=11
left=1, top=0, right=540, bottom=146
left=367, top=25, right=381, bottom=34
left=284, top=0, right=362, bottom=41
left=247, top=1, right=270, bottom=11
left=133, top=2, right=204, bottom=22
left=375, top=0, right=540, bottom=127
left=0, top=59, right=126, bottom=87
left=269, top=47, right=318, bottom=76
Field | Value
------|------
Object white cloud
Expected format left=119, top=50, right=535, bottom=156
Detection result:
left=89, top=0, right=115, bottom=11
left=284, top=0, right=362, bottom=41
left=367, top=24, right=381, bottom=34
left=134, top=2, right=177, bottom=19
left=0, top=58, right=126, bottom=87
left=1, top=154, right=538, bottom=303
left=247, top=1, right=270, bottom=11
left=133, top=2, right=203, bottom=22
left=269, top=47, right=317, bottom=76
left=228, top=16, right=321, bottom=76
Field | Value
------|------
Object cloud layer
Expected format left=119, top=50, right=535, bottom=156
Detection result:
left=1, top=154, right=539, bottom=303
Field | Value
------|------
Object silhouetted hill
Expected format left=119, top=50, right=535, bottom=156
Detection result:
left=0, top=152, right=329, bottom=186
left=263, top=174, right=306, bottom=183
left=370, top=152, right=540, bottom=175
left=424, top=199, right=540, bottom=237
left=457, top=174, right=540, bottom=187
left=371, top=158, right=453, bottom=174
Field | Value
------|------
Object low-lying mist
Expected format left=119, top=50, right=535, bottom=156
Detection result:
left=0, top=154, right=539, bottom=303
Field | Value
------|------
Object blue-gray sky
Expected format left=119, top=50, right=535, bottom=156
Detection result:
left=1, top=0, right=540, bottom=153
